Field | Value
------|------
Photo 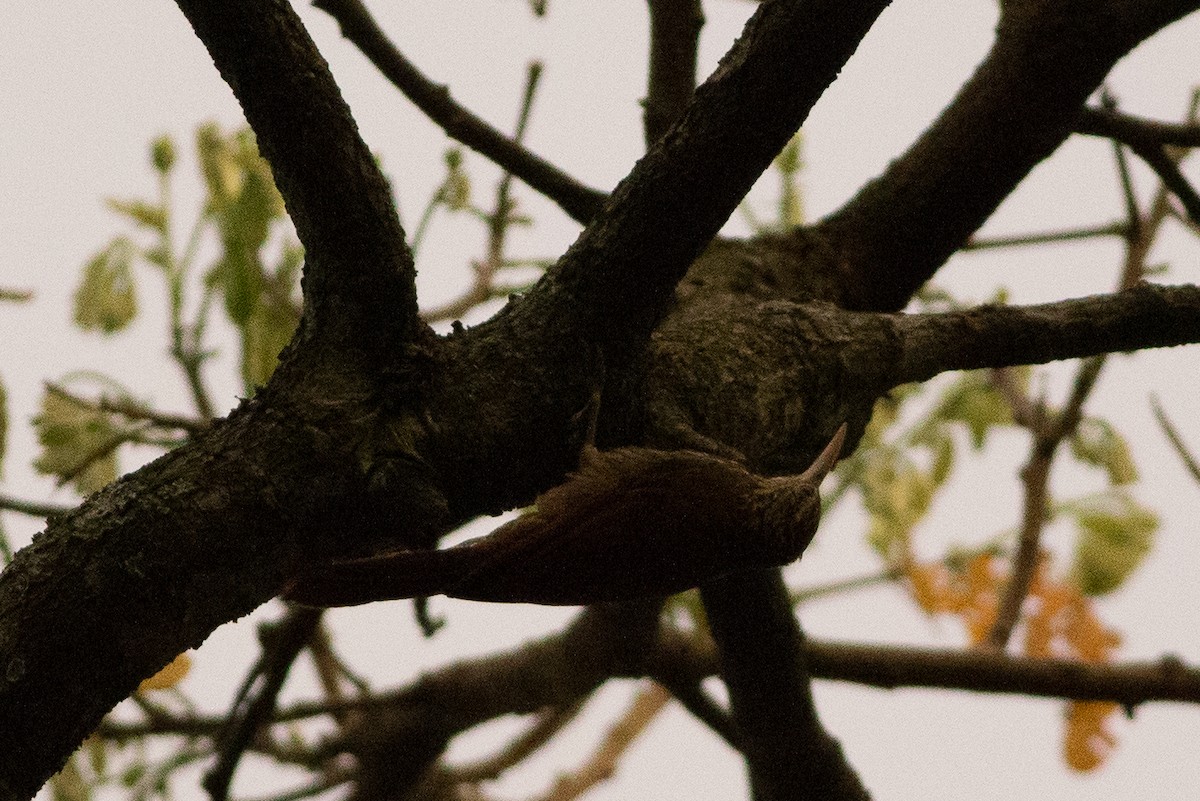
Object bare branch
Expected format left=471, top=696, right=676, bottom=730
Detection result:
left=529, top=684, right=670, bottom=801
left=1151, top=394, right=1200, bottom=484
left=451, top=702, right=584, bottom=783
left=701, top=570, right=869, bottom=801
left=644, top=0, right=704, bottom=146
left=818, top=0, right=1200, bottom=311
left=806, top=642, right=1200, bottom=706
left=0, top=493, right=73, bottom=519
left=422, top=62, right=545, bottom=324
left=45, top=382, right=206, bottom=434
left=1126, top=141, right=1200, bottom=224
left=428, top=0, right=891, bottom=517
left=204, top=607, right=322, bottom=801
left=313, top=0, right=607, bottom=225
left=1076, top=104, right=1200, bottom=149
left=894, top=283, right=1200, bottom=385
left=964, top=221, right=1128, bottom=250
left=173, top=0, right=420, bottom=348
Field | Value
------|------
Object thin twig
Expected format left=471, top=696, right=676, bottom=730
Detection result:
left=648, top=672, right=740, bottom=749
left=986, top=443, right=1052, bottom=650
left=963, top=221, right=1128, bottom=250
left=204, top=607, right=323, bottom=801
left=985, top=105, right=1167, bottom=649
left=1127, top=141, right=1200, bottom=224
left=45, top=381, right=206, bottom=433
left=1150, top=394, right=1200, bottom=484
left=1076, top=104, right=1200, bottom=149
left=528, top=683, right=670, bottom=801
left=452, top=701, right=585, bottom=783
left=644, top=0, right=703, bottom=147
left=790, top=565, right=905, bottom=604
left=423, top=62, right=545, bottom=324
left=0, top=492, right=73, bottom=518
left=312, top=0, right=606, bottom=224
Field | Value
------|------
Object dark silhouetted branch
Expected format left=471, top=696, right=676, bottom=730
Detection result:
left=894, top=283, right=1200, bottom=385
left=818, top=0, right=1200, bottom=311
left=204, top=607, right=322, bottom=801
left=174, top=0, right=419, bottom=348
left=701, top=569, right=869, bottom=801
left=1076, top=104, right=1200, bottom=149
left=313, top=0, right=607, bottom=225
left=644, top=0, right=703, bottom=146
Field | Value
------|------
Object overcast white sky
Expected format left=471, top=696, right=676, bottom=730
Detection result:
left=4, top=2, right=1200, bottom=799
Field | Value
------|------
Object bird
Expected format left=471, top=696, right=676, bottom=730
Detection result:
left=286, top=424, right=846, bottom=607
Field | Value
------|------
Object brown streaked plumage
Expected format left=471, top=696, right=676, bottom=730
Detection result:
left=286, top=424, right=846, bottom=607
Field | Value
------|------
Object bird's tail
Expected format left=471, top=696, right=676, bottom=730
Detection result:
left=284, top=547, right=474, bottom=608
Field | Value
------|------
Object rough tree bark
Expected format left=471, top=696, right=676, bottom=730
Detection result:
left=3, top=1, right=1200, bottom=799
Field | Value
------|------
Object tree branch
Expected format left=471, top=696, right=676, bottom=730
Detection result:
left=644, top=0, right=703, bottom=147
left=204, top=607, right=322, bottom=801
left=427, top=0, right=891, bottom=517
left=805, top=642, right=1200, bottom=706
left=894, top=283, right=1200, bottom=384
left=0, top=397, right=375, bottom=796
left=313, top=0, right=608, bottom=225
left=701, top=569, right=869, bottom=801
left=173, top=0, right=420, bottom=350
left=0, top=493, right=72, bottom=519
left=1076, top=104, right=1200, bottom=149
left=818, top=0, right=1200, bottom=311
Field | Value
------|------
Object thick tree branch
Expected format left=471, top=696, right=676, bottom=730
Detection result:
left=0, top=394, right=379, bottom=797
left=644, top=0, right=703, bottom=147
left=173, top=0, right=420, bottom=350
left=818, top=0, right=1200, bottom=311
left=428, top=0, right=891, bottom=517
left=894, top=282, right=1200, bottom=384
left=701, top=570, right=869, bottom=801
left=313, top=0, right=608, bottom=225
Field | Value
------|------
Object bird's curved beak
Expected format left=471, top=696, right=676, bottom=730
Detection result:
left=797, top=423, right=847, bottom=485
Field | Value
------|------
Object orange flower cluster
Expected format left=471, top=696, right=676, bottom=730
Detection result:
left=905, top=553, right=1123, bottom=772
left=906, top=553, right=1000, bottom=645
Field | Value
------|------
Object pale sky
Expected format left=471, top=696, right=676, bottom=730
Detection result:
left=4, top=2, right=1200, bottom=799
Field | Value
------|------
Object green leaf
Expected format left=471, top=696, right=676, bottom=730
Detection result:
left=928, top=428, right=956, bottom=487
left=1070, top=416, right=1138, bottom=485
left=120, top=762, right=146, bottom=788
left=442, top=167, right=471, bottom=211
left=860, top=447, right=935, bottom=557
left=88, top=736, right=108, bottom=782
left=933, top=371, right=1013, bottom=449
left=151, top=134, right=176, bottom=174
left=33, top=389, right=119, bottom=495
left=241, top=292, right=300, bottom=391
left=75, top=238, right=138, bottom=334
left=196, top=122, right=242, bottom=207
left=1065, top=490, right=1157, bottom=595
left=105, top=198, right=166, bottom=233
left=50, top=754, right=92, bottom=801
left=209, top=130, right=286, bottom=327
